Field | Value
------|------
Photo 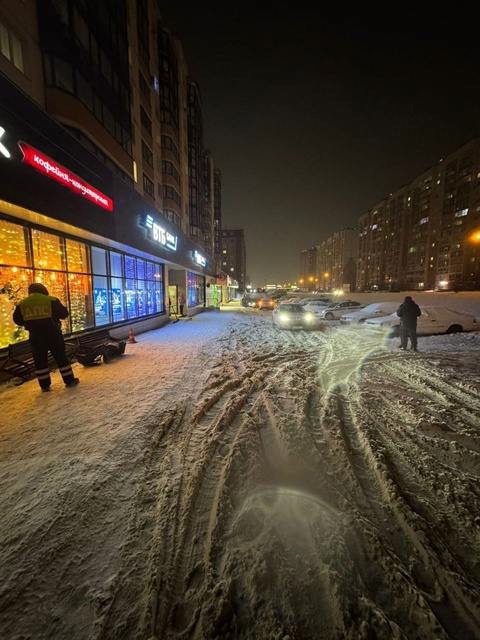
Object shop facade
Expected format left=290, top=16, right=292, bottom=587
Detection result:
left=0, top=74, right=215, bottom=348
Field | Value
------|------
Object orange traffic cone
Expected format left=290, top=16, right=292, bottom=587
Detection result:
left=127, top=327, right=137, bottom=344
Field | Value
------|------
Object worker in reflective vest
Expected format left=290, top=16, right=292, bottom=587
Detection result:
left=13, top=283, right=79, bottom=392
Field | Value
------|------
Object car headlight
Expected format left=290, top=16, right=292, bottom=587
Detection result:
left=278, top=313, right=290, bottom=323
left=304, top=312, right=315, bottom=323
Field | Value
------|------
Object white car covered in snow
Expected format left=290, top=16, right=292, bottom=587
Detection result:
left=318, top=300, right=365, bottom=320
left=341, top=302, right=399, bottom=323
left=365, top=306, right=478, bottom=336
left=302, top=298, right=332, bottom=313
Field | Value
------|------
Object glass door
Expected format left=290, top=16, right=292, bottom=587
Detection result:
left=168, top=285, right=178, bottom=315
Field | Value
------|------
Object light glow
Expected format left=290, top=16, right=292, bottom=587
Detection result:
left=0, top=127, right=11, bottom=158
left=144, top=214, right=177, bottom=250
left=193, top=250, right=207, bottom=267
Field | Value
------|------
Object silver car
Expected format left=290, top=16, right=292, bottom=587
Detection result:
left=272, top=303, right=322, bottom=329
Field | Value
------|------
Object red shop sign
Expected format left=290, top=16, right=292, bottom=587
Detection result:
left=19, top=142, right=114, bottom=212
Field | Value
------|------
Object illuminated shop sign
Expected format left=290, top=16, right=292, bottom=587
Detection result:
left=142, top=214, right=177, bottom=250
left=0, top=127, right=11, bottom=158
left=193, top=250, right=206, bottom=267
left=19, top=142, right=114, bottom=212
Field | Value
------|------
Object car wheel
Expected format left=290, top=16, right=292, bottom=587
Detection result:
left=325, top=312, right=334, bottom=320
left=446, top=324, right=463, bottom=334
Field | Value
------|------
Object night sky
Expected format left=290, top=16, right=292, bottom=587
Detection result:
left=159, top=5, right=480, bottom=284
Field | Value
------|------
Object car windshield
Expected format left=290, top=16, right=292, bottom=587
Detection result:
left=279, top=304, right=303, bottom=312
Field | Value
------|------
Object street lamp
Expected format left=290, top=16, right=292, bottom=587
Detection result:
left=469, top=229, right=480, bottom=243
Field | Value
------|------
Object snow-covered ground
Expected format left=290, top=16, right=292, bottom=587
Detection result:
left=1, top=307, right=480, bottom=639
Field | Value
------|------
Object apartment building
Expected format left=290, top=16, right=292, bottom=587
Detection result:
left=316, top=228, right=357, bottom=291
left=356, top=139, right=480, bottom=291
left=221, top=229, right=246, bottom=292
left=0, top=0, right=222, bottom=348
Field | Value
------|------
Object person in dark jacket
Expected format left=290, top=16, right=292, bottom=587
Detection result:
left=13, top=283, right=79, bottom=391
left=396, top=296, right=421, bottom=351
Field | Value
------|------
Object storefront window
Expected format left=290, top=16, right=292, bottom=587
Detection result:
left=66, top=239, right=90, bottom=273
left=110, top=251, right=123, bottom=277
left=1, top=216, right=166, bottom=342
left=137, top=280, right=147, bottom=316
left=0, top=219, right=30, bottom=266
left=93, top=275, right=110, bottom=325
left=125, top=255, right=136, bottom=279
left=146, top=282, right=156, bottom=314
left=0, top=266, right=32, bottom=348
left=145, top=261, right=155, bottom=280
left=91, top=246, right=107, bottom=275
left=68, top=273, right=94, bottom=332
left=136, top=258, right=145, bottom=280
left=34, top=270, right=70, bottom=332
left=125, top=279, right=137, bottom=318
left=187, top=272, right=205, bottom=307
left=111, top=276, right=124, bottom=322
left=32, top=229, right=65, bottom=271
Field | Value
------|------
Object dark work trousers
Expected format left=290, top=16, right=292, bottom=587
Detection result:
left=179, top=304, right=184, bottom=316
left=400, top=324, right=418, bottom=350
left=29, top=330, right=75, bottom=389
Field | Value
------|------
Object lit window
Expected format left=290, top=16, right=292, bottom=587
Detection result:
left=419, top=217, right=429, bottom=225
left=454, top=208, right=468, bottom=217
left=32, top=229, right=66, bottom=271
left=230, top=267, right=234, bottom=272
left=222, top=249, right=226, bottom=254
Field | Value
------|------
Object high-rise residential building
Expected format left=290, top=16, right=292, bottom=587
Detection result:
left=221, top=229, right=246, bottom=291
left=300, top=246, right=318, bottom=288
left=187, top=80, right=204, bottom=242
left=356, top=139, right=480, bottom=291
left=0, top=0, right=221, bottom=349
left=316, top=228, right=357, bottom=291
left=213, top=167, right=222, bottom=273
left=203, top=150, right=215, bottom=258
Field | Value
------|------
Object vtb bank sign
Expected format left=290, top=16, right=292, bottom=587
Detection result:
left=0, top=125, right=114, bottom=211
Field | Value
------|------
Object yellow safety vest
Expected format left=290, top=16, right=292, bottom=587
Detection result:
left=19, top=293, right=57, bottom=321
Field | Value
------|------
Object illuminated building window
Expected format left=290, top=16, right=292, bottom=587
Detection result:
left=187, top=272, right=205, bottom=307
left=66, top=239, right=90, bottom=273
left=32, top=229, right=66, bottom=271
left=0, top=265, right=32, bottom=347
left=0, top=219, right=30, bottom=266
left=0, top=217, right=165, bottom=343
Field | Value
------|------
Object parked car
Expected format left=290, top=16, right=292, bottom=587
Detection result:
left=319, top=300, right=365, bottom=320
left=365, top=306, right=478, bottom=336
left=341, top=302, right=399, bottom=323
left=257, top=296, right=277, bottom=310
left=241, top=293, right=262, bottom=308
left=298, top=296, right=331, bottom=305
left=302, top=299, right=333, bottom=313
left=272, top=303, right=323, bottom=329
